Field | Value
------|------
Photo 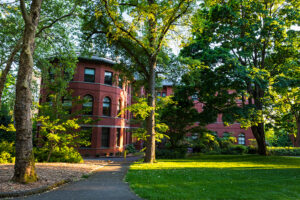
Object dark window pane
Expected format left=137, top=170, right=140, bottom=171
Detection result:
left=157, top=92, right=161, bottom=97
left=104, top=71, right=113, bottom=85
left=83, top=95, right=93, bottom=115
left=101, top=128, right=110, bottom=148
left=116, top=128, right=121, bottom=147
left=162, top=92, right=166, bottom=97
left=81, top=127, right=92, bottom=148
left=103, top=97, right=111, bottom=116
left=84, top=68, right=95, bottom=82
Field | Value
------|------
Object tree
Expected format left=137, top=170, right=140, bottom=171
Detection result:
left=0, top=0, right=78, bottom=108
left=159, top=87, right=199, bottom=148
left=82, top=0, right=194, bottom=162
left=12, top=0, right=79, bottom=183
left=181, top=0, right=299, bottom=155
left=13, top=0, right=43, bottom=183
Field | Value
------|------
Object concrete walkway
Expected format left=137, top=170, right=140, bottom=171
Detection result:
left=17, top=158, right=142, bottom=200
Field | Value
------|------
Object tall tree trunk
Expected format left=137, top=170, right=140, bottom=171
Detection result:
left=0, top=41, right=22, bottom=106
left=144, top=58, right=156, bottom=163
left=251, top=85, right=267, bottom=155
left=295, top=117, right=300, bottom=147
left=13, top=0, right=42, bottom=183
left=251, top=123, right=267, bottom=155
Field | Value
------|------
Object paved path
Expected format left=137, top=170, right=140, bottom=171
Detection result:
left=17, top=159, right=142, bottom=200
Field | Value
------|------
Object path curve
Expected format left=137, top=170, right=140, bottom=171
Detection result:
left=17, top=159, right=142, bottom=200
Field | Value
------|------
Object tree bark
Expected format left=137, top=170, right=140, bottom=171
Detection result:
left=295, top=117, right=300, bottom=147
left=13, top=0, right=42, bottom=183
left=250, top=84, right=267, bottom=155
left=144, top=58, right=156, bottom=163
left=251, top=123, right=267, bottom=155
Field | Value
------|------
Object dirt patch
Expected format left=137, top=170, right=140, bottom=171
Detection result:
left=0, top=161, right=106, bottom=194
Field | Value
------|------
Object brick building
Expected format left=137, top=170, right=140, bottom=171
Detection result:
left=159, top=81, right=255, bottom=146
left=40, top=56, right=254, bottom=156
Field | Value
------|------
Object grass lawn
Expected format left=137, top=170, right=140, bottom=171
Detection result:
left=126, top=155, right=300, bottom=200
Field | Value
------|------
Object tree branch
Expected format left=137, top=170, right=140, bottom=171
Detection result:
left=36, top=4, right=77, bottom=37
left=20, top=0, right=30, bottom=23
left=155, top=0, right=191, bottom=54
left=102, top=0, right=150, bottom=57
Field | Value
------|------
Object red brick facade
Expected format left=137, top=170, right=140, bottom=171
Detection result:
left=159, top=84, right=255, bottom=145
left=40, top=57, right=135, bottom=156
left=40, top=57, right=254, bottom=157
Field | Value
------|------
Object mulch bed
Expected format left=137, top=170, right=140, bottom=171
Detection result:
left=0, top=161, right=106, bottom=195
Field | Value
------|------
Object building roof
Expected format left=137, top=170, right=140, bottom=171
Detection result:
left=78, top=56, right=116, bottom=65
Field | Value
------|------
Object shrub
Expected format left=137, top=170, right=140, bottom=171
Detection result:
left=156, top=148, right=187, bottom=159
left=0, top=151, right=15, bottom=163
left=267, top=147, right=300, bottom=156
left=0, top=141, right=15, bottom=163
left=126, top=144, right=137, bottom=154
left=247, top=145, right=258, bottom=154
left=230, top=145, right=248, bottom=154
left=35, top=146, right=83, bottom=163
left=220, top=145, right=248, bottom=155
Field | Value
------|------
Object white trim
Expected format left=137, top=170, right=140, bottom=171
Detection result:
left=70, top=81, right=123, bottom=90
left=79, top=124, right=136, bottom=129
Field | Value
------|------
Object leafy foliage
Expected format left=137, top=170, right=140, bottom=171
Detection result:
left=34, top=146, right=83, bottom=163
left=180, top=0, right=299, bottom=154
left=0, top=141, right=15, bottom=163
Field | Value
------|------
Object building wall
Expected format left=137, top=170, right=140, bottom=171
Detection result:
left=160, top=85, right=255, bottom=145
left=40, top=58, right=255, bottom=157
left=40, top=58, right=134, bottom=157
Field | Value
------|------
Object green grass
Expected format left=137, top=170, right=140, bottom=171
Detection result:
left=126, top=155, right=300, bottom=200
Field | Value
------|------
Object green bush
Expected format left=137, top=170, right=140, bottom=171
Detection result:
left=247, top=145, right=258, bottom=154
left=156, top=148, right=187, bottom=159
left=230, top=145, right=248, bottom=154
left=267, top=147, right=300, bottom=156
left=126, top=144, right=137, bottom=154
left=0, top=151, right=15, bottom=163
left=220, top=145, right=247, bottom=155
left=0, top=141, right=15, bottom=163
left=35, top=146, right=83, bottom=163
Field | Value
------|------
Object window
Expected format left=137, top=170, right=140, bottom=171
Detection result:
left=83, top=95, right=93, bottom=115
left=80, top=127, right=92, bottom=148
left=116, top=128, right=121, bottom=147
left=62, top=96, right=72, bottom=114
left=191, top=94, right=198, bottom=100
left=118, top=77, right=123, bottom=88
left=117, top=99, right=121, bottom=117
left=84, top=68, right=95, bottom=82
left=238, top=133, right=245, bottom=145
left=157, top=92, right=161, bottom=97
left=101, top=128, right=110, bottom=148
left=162, top=92, right=166, bottom=97
left=103, top=97, right=111, bottom=116
left=104, top=71, right=113, bottom=85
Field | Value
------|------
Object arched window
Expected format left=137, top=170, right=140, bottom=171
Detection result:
left=62, top=96, right=72, bottom=114
left=238, top=133, right=245, bottom=145
left=83, top=95, right=93, bottom=115
left=103, top=97, right=111, bottom=116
